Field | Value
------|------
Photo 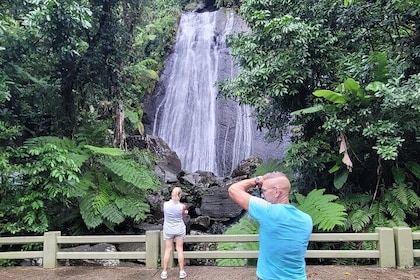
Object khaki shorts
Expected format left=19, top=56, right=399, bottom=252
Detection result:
left=163, top=231, right=186, bottom=241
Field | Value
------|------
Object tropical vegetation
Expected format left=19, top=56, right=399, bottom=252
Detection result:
left=0, top=0, right=184, bottom=237
left=219, top=0, right=420, bottom=233
left=1, top=0, right=419, bottom=265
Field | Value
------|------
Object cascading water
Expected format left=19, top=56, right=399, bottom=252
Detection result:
left=147, top=9, right=286, bottom=177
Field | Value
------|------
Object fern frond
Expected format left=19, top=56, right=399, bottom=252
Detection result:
left=24, top=136, right=77, bottom=150
left=67, top=152, right=90, bottom=169
left=91, top=185, right=113, bottom=213
left=341, top=193, right=372, bottom=208
left=216, top=257, right=247, bottom=267
left=345, top=209, right=372, bottom=232
left=115, top=197, right=150, bottom=221
left=79, top=193, right=103, bottom=229
left=100, top=204, right=125, bottom=224
left=217, top=216, right=259, bottom=266
left=224, top=215, right=260, bottom=235
left=407, top=188, right=420, bottom=208
left=386, top=202, right=406, bottom=222
left=389, top=184, right=409, bottom=205
left=100, top=158, right=158, bottom=189
left=131, top=149, right=156, bottom=168
left=295, top=189, right=347, bottom=231
left=84, top=145, right=125, bottom=156
left=369, top=202, right=387, bottom=227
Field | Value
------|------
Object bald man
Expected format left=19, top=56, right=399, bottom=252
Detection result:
left=228, top=172, right=313, bottom=280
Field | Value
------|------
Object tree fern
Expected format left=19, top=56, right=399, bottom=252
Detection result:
left=92, top=182, right=113, bottom=214
left=15, top=136, right=160, bottom=233
left=80, top=193, right=104, bottom=229
left=293, top=189, right=347, bottom=231
left=100, top=158, right=158, bottom=189
left=116, top=197, right=150, bottom=221
left=100, top=204, right=125, bottom=225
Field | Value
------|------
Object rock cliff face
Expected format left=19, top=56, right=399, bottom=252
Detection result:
left=127, top=135, right=262, bottom=235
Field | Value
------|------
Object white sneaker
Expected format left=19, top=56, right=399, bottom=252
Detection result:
left=179, top=270, right=187, bottom=279
left=160, top=271, right=168, bottom=279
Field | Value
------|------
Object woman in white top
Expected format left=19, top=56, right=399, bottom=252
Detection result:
left=161, top=187, right=188, bottom=279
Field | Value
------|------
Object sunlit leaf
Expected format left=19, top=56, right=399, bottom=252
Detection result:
left=313, top=90, right=346, bottom=103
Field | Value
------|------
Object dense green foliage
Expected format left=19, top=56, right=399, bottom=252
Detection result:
left=0, top=136, right=159, bottom=235
left=1, top=0, right=419, bottom=241
left=220, top=0, right=420, bottom=231
left=217, top=216, right=259, bottom=266
left=0, top=0, right=184, bottom=236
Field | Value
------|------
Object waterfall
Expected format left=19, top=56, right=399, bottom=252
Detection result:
left=148, top=9, right=286, bottom=176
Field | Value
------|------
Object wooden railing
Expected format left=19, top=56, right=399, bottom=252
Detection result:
left=172, top=227, right=395, bottom=268
left=0, top=231, right=160, bottom=269
left=1, top=227, right=419, bottom=269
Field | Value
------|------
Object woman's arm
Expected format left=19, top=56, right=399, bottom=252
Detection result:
left=182, top=203, right=188, bottom=216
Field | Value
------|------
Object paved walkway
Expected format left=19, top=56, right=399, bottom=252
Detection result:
left=1, top=265, right=419, bottom=280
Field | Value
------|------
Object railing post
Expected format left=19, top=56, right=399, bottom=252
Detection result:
left=146, top=230, right=160, bottom=269
left=43, top=231, right=61, bottom=268
left=376, top=227, right=395, bottom=268
left=160, top=230, right=174, bottom=268
left=393, top=227, right=414, bottom=268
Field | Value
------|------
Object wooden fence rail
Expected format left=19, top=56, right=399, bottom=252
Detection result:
left=1, top=227, right=419, bottom=269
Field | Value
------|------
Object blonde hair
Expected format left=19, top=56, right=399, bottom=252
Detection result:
left=171, top=187, right=182, bottom=201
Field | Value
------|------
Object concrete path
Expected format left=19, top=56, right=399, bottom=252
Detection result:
left=1, top=265, right=419, bottom=280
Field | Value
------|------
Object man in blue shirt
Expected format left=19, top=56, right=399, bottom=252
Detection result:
left=228, top=172, right=313, bottom=280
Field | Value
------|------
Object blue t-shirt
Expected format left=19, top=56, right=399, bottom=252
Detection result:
left=249, top=196, right=313, bottom=280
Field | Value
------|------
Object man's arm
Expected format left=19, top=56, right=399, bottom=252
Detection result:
left=228, top=177, right=261, bottom=210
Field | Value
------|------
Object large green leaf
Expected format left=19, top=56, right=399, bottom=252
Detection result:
left=313, top=90, right=346, bottom=103
left=343, top=78, right=363, bottom=98
left=365, top=81, right=385, bottom=92
left=333, top=168, right=349, bottom=189
left=405, top=161, right=420, bottom=179
left=291, top=104, right=324, bottom=116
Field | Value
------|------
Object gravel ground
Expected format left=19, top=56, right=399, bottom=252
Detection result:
left=0, top=265, right=419, bottom=280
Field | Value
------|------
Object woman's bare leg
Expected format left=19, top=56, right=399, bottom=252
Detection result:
left=162, top=239, right=173, bottom=272
left=175, top=239, right=185, bottom=271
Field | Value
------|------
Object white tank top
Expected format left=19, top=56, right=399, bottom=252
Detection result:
left=163, top=200, right=185, bottom=234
